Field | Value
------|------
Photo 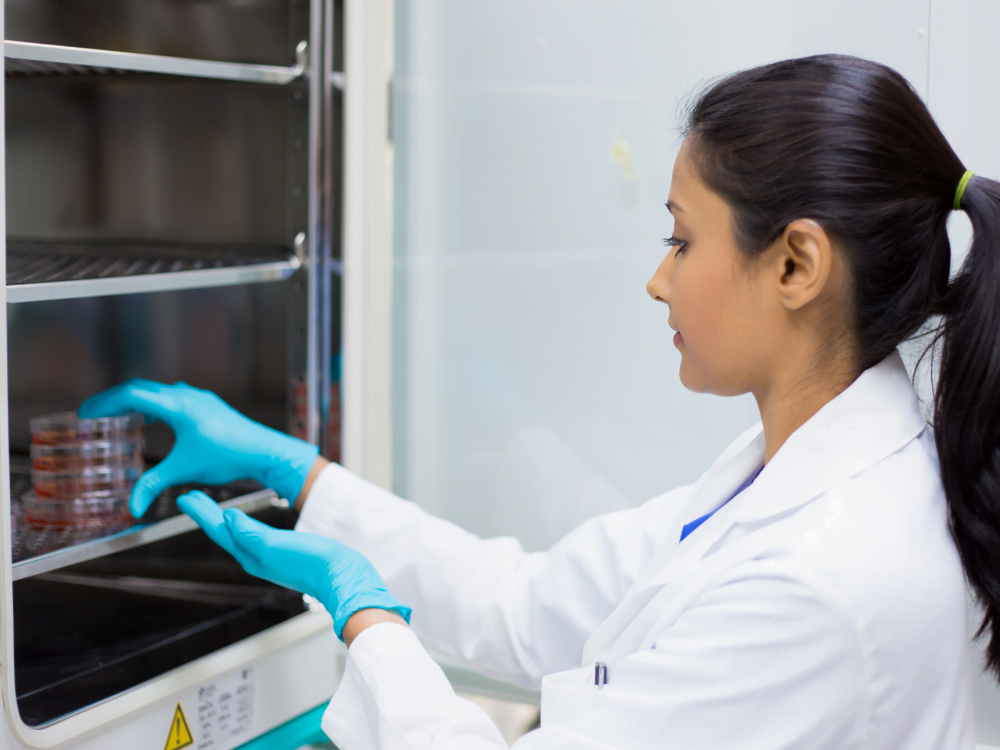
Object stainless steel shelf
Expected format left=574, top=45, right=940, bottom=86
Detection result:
left=4, top=41, right=302, bottom=84
left=12, top=489, right=284, bottom=581
left=6, top=238, right=301, bottom=303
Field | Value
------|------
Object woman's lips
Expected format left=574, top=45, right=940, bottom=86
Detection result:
left=673, top=331, right=683, bottom=347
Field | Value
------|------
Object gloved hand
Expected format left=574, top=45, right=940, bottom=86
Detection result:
left=177, top=490, right=411, bottom=639
left=79, top=379, right=319, bottom=518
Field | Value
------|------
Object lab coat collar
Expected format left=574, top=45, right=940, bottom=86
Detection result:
left=580, top=350, right=927, bottom=665
left=733, top=348, right=926, bottom=524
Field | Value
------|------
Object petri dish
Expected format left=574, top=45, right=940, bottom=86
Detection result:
left=32, top=465, right=141, bottom=500
left=30, top=412, right=144, bottom=446
left=30, top=440, right=144, bottom=472
left=22, top=492, right=133, bottom=528
left=21, top=493, right=134, bottom=556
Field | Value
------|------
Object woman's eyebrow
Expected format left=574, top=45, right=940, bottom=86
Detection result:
left=665, top=200, right=685, bottom=214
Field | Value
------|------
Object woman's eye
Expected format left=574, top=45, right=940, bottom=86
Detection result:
left=663, top=236, right=688, bottom=255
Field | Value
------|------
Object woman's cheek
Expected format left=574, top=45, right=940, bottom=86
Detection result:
left=678, top=271, right=738, bottom=391
left=686, top=307, right=726, bottom=366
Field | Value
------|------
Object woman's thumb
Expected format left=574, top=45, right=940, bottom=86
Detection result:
left=224, top=509, right=272, bottom=559
left=129, top=456, right=181, bottom=518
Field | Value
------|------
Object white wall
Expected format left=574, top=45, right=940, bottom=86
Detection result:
left=391, top=0, right=930, bottom=550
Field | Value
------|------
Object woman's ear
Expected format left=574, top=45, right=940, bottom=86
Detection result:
left=772, top=218, right=833, bottom=311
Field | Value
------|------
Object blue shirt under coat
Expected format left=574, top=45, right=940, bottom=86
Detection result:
left=679, top=465, right=764, bottom=542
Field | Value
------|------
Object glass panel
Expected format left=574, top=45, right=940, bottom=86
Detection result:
left=392, top=0, right=930, bottom=550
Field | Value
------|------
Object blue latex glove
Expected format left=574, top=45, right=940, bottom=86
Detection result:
left=177, top=490, right=411, bottom=639
left=79, top=379, right=319, bottom=518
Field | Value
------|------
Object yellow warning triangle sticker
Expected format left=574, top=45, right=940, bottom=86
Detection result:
left=164, top=703, right=194, bottom=750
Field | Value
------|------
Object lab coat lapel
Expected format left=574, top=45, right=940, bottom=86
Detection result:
left=581, top=350, right=927, bottom=666
left=579, top=430, right=766, bottom=665
left=675, top=428, right=767, bottom=528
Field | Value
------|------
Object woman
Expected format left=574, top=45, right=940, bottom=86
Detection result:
left=81, top=54, right=994, bottom=748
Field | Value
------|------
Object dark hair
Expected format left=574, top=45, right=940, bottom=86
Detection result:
left=685, top=54, right=1000, bottom=677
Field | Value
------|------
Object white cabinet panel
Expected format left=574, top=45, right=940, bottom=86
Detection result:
left=392, top=0, right=930, bottom=550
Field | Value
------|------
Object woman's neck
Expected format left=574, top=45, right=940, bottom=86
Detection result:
left=754, top=347, right=859, bottom=464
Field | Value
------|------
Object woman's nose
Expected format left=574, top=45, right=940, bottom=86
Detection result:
left=646, top=252, right=675, bottom=305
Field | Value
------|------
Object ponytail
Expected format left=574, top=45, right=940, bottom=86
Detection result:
left=936, top=174, right=1000, bottom=676
left=683, top=54, right=1000, bottom=678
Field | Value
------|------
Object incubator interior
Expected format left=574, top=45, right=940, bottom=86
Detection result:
left=1, top=0, right=340, bottom=733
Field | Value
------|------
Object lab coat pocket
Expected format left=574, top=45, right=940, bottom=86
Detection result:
left=540, top=665, right=604, bottom=729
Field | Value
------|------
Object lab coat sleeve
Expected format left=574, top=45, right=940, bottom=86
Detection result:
left=323, top=559, right=868, bottom=750
left=322, top=623, right=510, bottom=750
left=295, top=462, right=693, bottom=688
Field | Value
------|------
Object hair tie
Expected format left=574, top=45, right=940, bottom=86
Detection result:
left=954, top=170, right=975, bottom=210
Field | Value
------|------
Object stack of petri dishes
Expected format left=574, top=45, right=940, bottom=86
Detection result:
left=23, top=412, right=145, bottom=556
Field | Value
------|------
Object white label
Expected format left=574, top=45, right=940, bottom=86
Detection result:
left=194, top=667, right=256, bottom=750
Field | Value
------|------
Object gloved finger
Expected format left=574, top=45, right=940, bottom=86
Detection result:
left=223, top=508, right=278, bottom=563
left=78, top=379, right=175, bottom=424
left=129, top=453, right=185, bottom=518
left=177, top=491, right=242, bottom=559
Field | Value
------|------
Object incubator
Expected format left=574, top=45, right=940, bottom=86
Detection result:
left=0, top=1, right=343, bottom=747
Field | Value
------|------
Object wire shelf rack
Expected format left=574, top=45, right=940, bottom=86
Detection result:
left=11, top=477, right=282, bottom=580
left=4, top=41, right=303, bottom=84
left=6, top=237, right=301, bottom=302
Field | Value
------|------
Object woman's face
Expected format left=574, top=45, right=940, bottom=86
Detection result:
left=646, top=143, right=777, bottom=396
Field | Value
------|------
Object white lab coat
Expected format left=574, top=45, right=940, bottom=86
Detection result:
left=295, top=351, right=975, bottom=750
